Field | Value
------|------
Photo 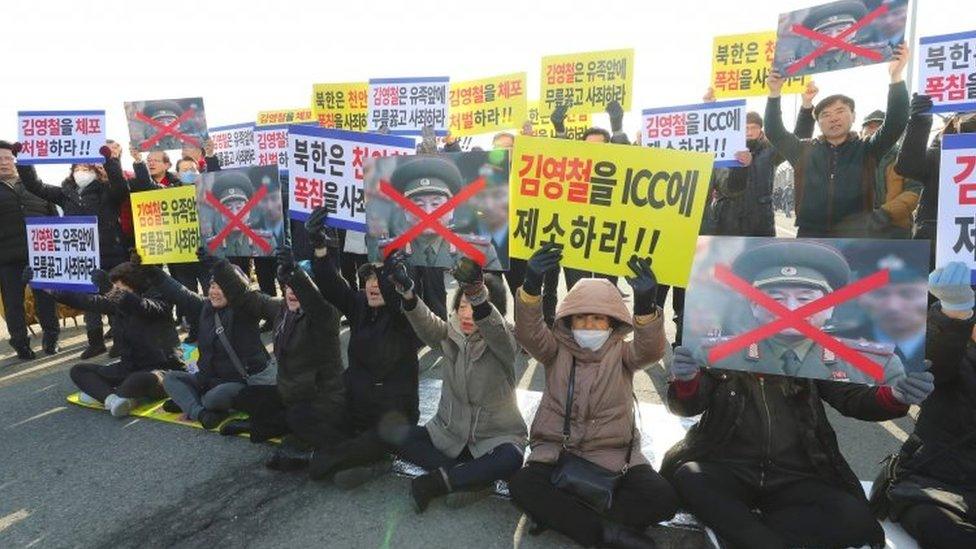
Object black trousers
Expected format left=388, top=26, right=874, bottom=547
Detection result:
left=232, top=385, right=348, bottom=446
left=397, top=426, right=523, bottom=490
left=899, top=501, right=976, bottom=548
left=671, top=461, right=883, bottom=549
left=0, top=261, right=59, bottom=348
left=655, top=285, right=686, bottom=347
left=506, top=258, right=558, bottom=326
left=69, top=362, right=167, bottom=402
left=508, top=461, right=679, bottom=547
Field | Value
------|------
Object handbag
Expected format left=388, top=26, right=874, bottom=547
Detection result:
left=214, top=312, right=277, bottom=386
left=550, top=358, right=636, bottom=514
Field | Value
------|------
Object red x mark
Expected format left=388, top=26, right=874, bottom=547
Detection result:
left=205, top=185, right=272, bottom=254
left=708, top=264, right=891, bottom=381
left=135, top=107, right=201, bottom=151
left=786, top=4, right=888, bottom=76
left=380, top=177, right=486, bottom=265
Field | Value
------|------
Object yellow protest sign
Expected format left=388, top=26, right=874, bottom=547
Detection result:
left=131, top=186, right=200, bottom=264
left=509, top=136, right=713, bottom=286
left=448, top=73, right=528, bottom=136
left=256, top=108, right=315, bottom=126
left=539, top=49, right=633, bottom=117
left=526, top=101, right=591, bottom=140
left=312, top=82, right=369, bottom=131
left=711, top=31, right=808, bottom=98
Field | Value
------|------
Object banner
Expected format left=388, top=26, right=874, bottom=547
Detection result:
left=641, top=100, right=746, bottom=168
left=449, top=73, right=528, bottom=136
left=197, top=166, right=284, bottom=257
left=124, top=97, right=207, bottom=151
left=16, top=110, right=106, bottom=165
left=367, top=76, right=450, bottom=136
left=288, top=126, right=414, bottom=231
left=312, top=82, right=369, bottom=131
left=682, top=236, right=930, bottom=385
left=208, top=123, right=257, bottom=169
left=526, top=101, right=591, bottom=140
left=918, top=30, right=976, bottom=114
left=539, top=49, right=634, bottom=117
left=509, top=136, right=713, bottom=285
left=26, top=216, right=99, bottom=292
left=772, top=0, right=909, bottom=77
left=711, top=32, right=808, bottom=98
left=365, top=151, right=510, bottom=270
left=130, top=186, right=201, bottom=265
left=253, top=125, right=289, bottom=169
left=257, top=108, right=315, bottom=126
left=937, top=133, right=976, bottom=283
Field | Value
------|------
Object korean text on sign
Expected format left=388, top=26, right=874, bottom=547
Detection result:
left=711, top=32, right=807, bottom=98
left=17, top=111, right=106, bottom=165
left=449, top=73, right=528, bottom=136
left=539, top=49, right=634, bottom=117
left=253, top=125, right=289, bottom=170
left=130, top=186, right=201, bottom=265
left=937, top=133, right=976, bottom=284
left=641, top=100, right=746, bottom=168
left=312, top=82, right=369, bottom=131
left=288, top=126, right=414, bottom=230
left=26, top=216, right=100, bottom=292
left=368, top=76, right=450, bottom=136
left=257, top=108, right=314, bottom=126
left=527, top=101, right=591, bottom=140
left=918, top=30, right=976, bottom=114
left=509, top=136, right=714, bottom=286
left=209, top=123, right=257, bottom=169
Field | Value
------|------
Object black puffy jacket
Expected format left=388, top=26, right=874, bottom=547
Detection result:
left=0, top=173, right=57, bottom=264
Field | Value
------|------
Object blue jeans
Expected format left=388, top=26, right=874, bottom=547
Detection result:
left=397, top=426, right=523, bottom=490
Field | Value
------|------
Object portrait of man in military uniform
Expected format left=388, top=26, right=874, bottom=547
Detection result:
left=124, top=97, right=209, bottom=151
left=197, top=165, right=283, bottom=258
left=682, top=237, right=923, bottom=385
left=365, top=153, right=507, bottom=271
left=772, top=0, right=908, bottom=77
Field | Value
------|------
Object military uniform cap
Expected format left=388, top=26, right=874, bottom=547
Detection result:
left=144, top=100, right=183, bottom=120
left=391, top=156, right=462, bottom=199
left=843, top=243, right=927, bottom=284
left=803, top=0, right=868, bottom=31
left=212, top=171, right=254, bottom=204
left=732, top=241, right=851, bottom=293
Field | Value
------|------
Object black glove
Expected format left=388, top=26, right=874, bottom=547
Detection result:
left=384, top=251, right=414, bottom=294
left=524, top=242, right=562, bottom=296
left=275, top=245, right=296, bottom=281
left=91, top=269, right=111, bottom=294
left=304, top=207, right=339, bottom=249
left=607, top=100, right=624, bottom=133
left=451, top=256, right=485, bottom=296
left=867, top=208, right=892, bottom=235
left=550, top=104, right=568, bottom=135
left=625, top=255, right=658, bottom=316
left=910, top=93, right=933, bottom=118
left=21, top=265, right=33, bottom=284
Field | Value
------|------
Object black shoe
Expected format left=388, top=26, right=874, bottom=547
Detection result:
left=259, top=320, right=272, bottom=333
left=410, top=469, right=449, bottom=513
left=14, top=344, right=36, bottom=360
left=308, top=450, right=342, bottom=481
left=198, top=410, right=229, bottom=430
left=600, top=521, right=657, bottom=549
left=108, top=345, right=121, bottom=358
left=161, top=399, right=182, bottom=414
left=266, top=446, right=313, bottom=471
left=80, top=343, right=107, bottom=360
left=43, top=341, right=60, bottom=355
left=104, top=328, right=113, bottom=340
left=219, top=419, right=252, bottom=437
left=340, top=318, right=350, bottom=327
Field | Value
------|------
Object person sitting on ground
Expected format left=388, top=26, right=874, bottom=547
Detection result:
left=149, top=249, right=276, bottom=429
left=24, top=256, right=183, bottom=416
left=296, top=207, right=422, bottom=489
left=507, top=244, right=678, bottom=549
left=389, top=256, right=527, bottom=513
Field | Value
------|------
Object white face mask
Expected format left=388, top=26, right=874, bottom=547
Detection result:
left=74, top=171, right=96, bottom=188
left=573, top=329, right=611, bottom=351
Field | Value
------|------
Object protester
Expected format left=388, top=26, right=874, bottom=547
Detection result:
left=391, top=257, right=527, bottom=512
left=876, top=262, right=976, bottom=548
left=764, top=44, right=910, bottom=237
left=152, top=251, right=276, bottom=429
left=857, top=110, right=922, bottom=238
left=16, top=145, right=129, bottom=358
left=304, top=207, right=422, bottom=488
left=508, top=244, right=677, bottom=549
left=26, top=258, right=183, bottom=416
left=0, top=140, right=60, bottom=359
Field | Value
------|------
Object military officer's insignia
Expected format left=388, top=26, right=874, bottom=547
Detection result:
left=781, top=266, right=798, bottom=276
left=822, top=346, right=837, bottom=364
left=746, top=343, right=760, bottom=361
left=877, top=254, right=906, bottom=271
left=419, top=178, right=431, bottom=187
left=830, top=370, right=850, bottom=381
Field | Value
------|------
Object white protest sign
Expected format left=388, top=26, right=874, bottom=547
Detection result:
left=17, top=110, right=106, bottom=165
left=641, top=100, right=746, bottom=168
left=367, top=76, right=449, bottom=136
left=26, top=216, right=100, bottom=292
left=918, top=30, right=976, bottom=114
left=937, top=133, right=976, bottom=284
left=209, top=122, right=257, bottom=168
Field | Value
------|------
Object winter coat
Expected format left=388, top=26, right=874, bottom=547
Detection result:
left=894, top=113, right=940, bottom=240
left=403, top=293, right=527, bottom=458
left=17, top=159, right=129, bottom=265
left=514, top=279, right=666, bottom=472
left=0, top=172, right=57, bottom=264
left=765, top=82, right=909, bottom=236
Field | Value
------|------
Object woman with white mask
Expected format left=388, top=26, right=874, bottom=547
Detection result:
left=508, top=243, right=678, bottom=549
left=16, top=144, right=129, bottom=358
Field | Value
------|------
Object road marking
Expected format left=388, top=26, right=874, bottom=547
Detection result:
left=0, top=509, right=30, bottom=533
left=7, top=406, right=66, bottom=429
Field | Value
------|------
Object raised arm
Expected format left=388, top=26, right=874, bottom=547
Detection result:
left=305, top=208, right=357, bottom=317
left=280, top=252, right=338, bottom=325
left=866, top=44, right=911, bottom=158
left=146, top=264, right=206, bottom=320
left=15, top=164, right=65, bottom=205
left=894, top=95, right=935, bottom=181
left=926, top=262, right=976, bottom=384
left=513, top=245, right=561, bottom=365
left=101, top=151, right=129, bottom=206
left=621, top=256, right=666, bottom=370
left=763, top=73, right=805, bottom=167
left=212, top=258, right=282, bottom=322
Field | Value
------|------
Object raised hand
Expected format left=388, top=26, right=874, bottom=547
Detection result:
left=670, top=346, right=701, bottom=382
left=625, top=255, right=658, bottom=315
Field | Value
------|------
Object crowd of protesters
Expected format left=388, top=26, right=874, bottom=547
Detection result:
left=2, top=40, right=976, bottom=549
